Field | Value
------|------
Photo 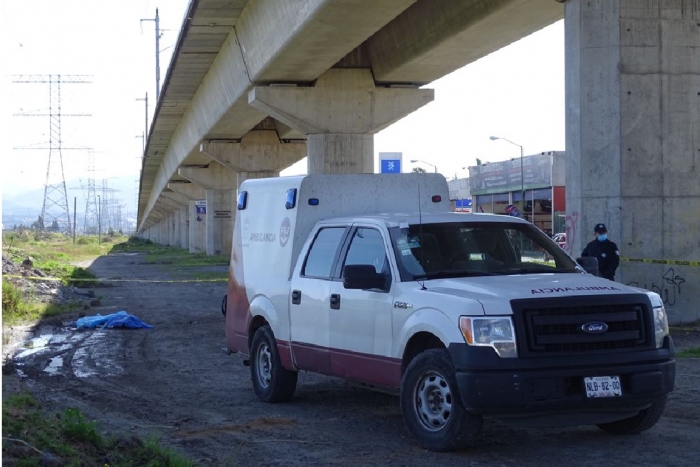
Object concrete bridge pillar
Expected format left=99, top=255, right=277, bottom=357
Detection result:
left=150, top=201, right=171, bottom=246
left=162, top=189, right=191, bottom=251
left=170, top=211, right=180, bottom=249
left=178, top=206, right=188, bottom=250
left=157, top=197, right=181, bottom=247
left=249, top=68, right=434, bottom=173
left=168, top=183, right=207, bottom=254
left=565, top=0, right=699, bottom=323
left=179, top=161, right=236, bottom=256
left=189, top=200, right=206, bottom=253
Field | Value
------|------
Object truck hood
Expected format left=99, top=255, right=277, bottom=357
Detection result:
left=424, top=273, right=645, bottom=315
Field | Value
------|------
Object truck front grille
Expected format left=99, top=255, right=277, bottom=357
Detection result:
left=519, top=302, right=649, bottom=356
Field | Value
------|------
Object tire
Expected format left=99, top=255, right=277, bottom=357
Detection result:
left=596, top=395, right=667, bottom=434
left=400, top=349, right=482, bottom=452
left=250, top=325, right=298, bottom=403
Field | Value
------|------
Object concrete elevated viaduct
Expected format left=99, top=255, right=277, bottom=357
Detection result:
left=137, top=0, right=699, bottom=323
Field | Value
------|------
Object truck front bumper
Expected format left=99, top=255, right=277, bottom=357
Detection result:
left=448, top=337, right=675, bottom=417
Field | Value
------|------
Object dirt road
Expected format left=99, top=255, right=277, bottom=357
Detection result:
left=4, top=251, right=700, bottom=466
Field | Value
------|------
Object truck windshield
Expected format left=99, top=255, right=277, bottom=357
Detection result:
left=388, top=221, right=579, bottom=281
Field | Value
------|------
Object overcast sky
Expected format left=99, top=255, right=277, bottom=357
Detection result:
left=1, top=1, right=564, bottom=200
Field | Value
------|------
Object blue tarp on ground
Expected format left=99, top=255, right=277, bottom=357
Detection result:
left=75, top=311, right=153, bottom=329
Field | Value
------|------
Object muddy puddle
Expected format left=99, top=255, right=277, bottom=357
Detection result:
left=11, top=325, right=125, bottom=380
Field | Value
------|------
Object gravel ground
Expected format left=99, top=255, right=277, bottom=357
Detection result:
left=3, top=252, right=699, bottom=466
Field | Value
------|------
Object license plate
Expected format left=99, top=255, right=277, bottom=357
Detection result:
left=584, top=376, right=622, bottom=398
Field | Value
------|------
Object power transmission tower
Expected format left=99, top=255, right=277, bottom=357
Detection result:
left=99, top=179, right=121, bottom=233
left=83, top=151, right=99, bottom=234
left=13, top=74, right=91, bottom=235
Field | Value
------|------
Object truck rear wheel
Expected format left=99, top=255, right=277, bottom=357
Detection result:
left=596, top=395, right=667, bottom=434
left=400, top=349, right=482, bottom=451
left=250, top=325, right=297, bottom=403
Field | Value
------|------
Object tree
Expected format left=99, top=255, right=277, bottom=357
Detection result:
left=31, top=216, right=44, bottom=230
left=411, top=167, right=427, bottom=173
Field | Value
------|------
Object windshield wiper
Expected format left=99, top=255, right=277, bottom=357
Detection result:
left=413, top=270, right=498, bottom=280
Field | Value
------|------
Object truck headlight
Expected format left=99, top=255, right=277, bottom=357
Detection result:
left=459, top=316, right=517, bottom=358
left=653, top=306, right=669, bottom=348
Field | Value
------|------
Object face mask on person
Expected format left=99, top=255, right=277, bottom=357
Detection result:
left=597, top=234, right=608, bottom=242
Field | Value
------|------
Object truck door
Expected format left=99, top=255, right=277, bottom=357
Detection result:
left=289, top=226, right=348, bottom=374
left=328, top=226, right=400, bottom=388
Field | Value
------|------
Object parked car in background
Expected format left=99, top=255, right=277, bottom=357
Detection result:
left=544, top=232, right=566, bottom=261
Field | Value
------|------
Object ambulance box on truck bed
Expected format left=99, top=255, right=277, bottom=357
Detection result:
left=224, top=173, right=675, bottom=452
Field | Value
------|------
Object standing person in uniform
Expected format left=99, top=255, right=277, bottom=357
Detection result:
left=581, top=223, right=620, bottom=281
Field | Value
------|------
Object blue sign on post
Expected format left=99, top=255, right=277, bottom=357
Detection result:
left=380, top=159, right=401, bottom=173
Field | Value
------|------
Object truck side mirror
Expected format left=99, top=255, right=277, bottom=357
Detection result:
left=343, top=264, right=387, bottom=291
left=576, top=257, right=599, bottom=276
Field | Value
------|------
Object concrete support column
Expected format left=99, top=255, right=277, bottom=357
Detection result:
left=565, top=0, right=699, bottom=323
left=307, top=134, right=373, bottom=174
left=179, top=162, right=236, bottom=256
left=249, top=68, right=433, bottom=174
left=162, top=189, right=190, bottom=251
left=188, top=200, right=206, bottom=254
left=178, top=205, right=188, bottom=250
left=169, top=183, right=207, bottom=254
left=206, top=189, right=234, bottom=256
left=170, top=211, right=180, bottom=248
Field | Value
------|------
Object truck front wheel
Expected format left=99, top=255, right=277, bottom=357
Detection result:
left=596, top=395, right=667, bottom=434
left=250, top=325, right=298, bottom=403
left=400, top=349, right=482, bottom=451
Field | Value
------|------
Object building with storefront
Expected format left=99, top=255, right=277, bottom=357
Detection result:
left=468, top=151, right=566, bottom=234
left=447, top=177, right=472, bottom=212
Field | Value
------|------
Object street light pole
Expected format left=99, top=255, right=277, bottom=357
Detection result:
left=490, top=136, right=525, bottom=218
left=410, top=159, right=438, bottom=173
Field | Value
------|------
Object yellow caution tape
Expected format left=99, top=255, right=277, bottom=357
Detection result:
left=1, top=274, right=227, bottom=283
left=620, top=257, right=700, bottom=267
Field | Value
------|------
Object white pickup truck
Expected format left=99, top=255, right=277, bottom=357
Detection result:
left=224, top=173, right=675, bottom=452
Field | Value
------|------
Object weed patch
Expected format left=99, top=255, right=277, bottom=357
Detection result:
left=2, top=394, right=194, bottom=466
left=677, top=347, right=700, bottom=358
left=1, top=281, right=82, bottom=326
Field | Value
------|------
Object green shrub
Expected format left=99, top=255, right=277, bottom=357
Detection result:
left=76, top=236, right=99, bottom=245
left=68, top=267, right=98, bottom=287
left=2, top=281, right=23, bottom=315
left=61, top=408, right=102, bottom=447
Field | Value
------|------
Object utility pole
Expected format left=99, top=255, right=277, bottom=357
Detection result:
left=141, top=8, right=161, bottom=101
left=136, top=133, right=145, bottom=157
left=136, top=93, right=148, bottom=141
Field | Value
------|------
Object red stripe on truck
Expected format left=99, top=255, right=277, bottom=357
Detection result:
left=290, top=341, right=402, bottom=389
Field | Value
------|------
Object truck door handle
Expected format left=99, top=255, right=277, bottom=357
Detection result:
left=292, top=290, right=301, bottom=305
left=330, top=293, right=340, bottom=310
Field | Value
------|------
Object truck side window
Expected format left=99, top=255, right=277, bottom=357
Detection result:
left=302, top=227, right=346, bottom=278
left=343, top=228, right=388, bottom=275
